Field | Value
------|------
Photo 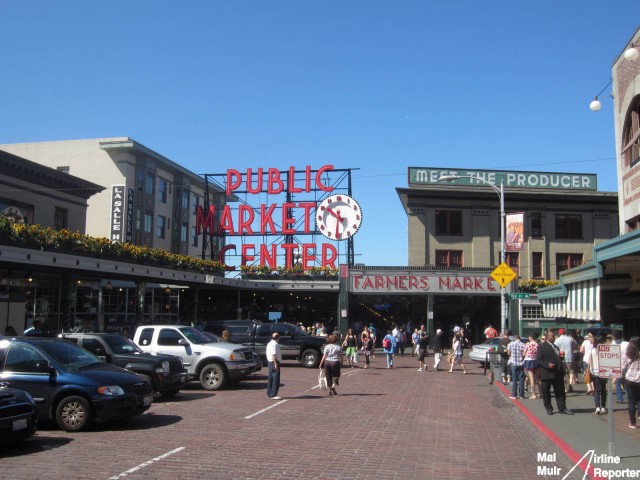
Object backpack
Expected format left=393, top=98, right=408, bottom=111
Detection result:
left=382, top=337, right=391, bottom=350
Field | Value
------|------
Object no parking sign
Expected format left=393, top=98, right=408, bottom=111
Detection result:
left=597, top=344, right=621, bottom=378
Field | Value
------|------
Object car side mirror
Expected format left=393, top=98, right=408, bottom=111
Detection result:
left=178, top=338, right=188, bottom=346
left=35, top=361, right=56, bottom=375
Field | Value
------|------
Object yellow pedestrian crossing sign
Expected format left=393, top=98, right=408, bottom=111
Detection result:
left=491, top=262, right=517, bottom=288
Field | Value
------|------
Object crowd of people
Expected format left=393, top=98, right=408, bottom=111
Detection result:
left=492, top=325, right=640, bottom=428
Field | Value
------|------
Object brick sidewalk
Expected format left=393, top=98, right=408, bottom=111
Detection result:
left=1, top=353, right=612, bottom=479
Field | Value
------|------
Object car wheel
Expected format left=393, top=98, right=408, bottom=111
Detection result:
left=56, top=396, right=93, bottom=432
left=159, top=389, right=179, bottom=397
left=199, top=363, right=227, bottom=391
left=302, top=349, right=320, bottom=368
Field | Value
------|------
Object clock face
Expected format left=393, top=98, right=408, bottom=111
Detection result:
left=316, top=194, right=363, bottom=240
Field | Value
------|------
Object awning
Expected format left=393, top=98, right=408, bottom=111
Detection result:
left=541, top=296, right=567, bottom=318
left=566, top=279, right=600, bottom=321
left=539, top=279, right=600, bottom=321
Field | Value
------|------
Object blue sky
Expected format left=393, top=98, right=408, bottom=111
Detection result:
left=1, top=2, right=638, bottom=267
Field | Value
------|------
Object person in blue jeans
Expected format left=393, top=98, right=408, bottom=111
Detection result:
left=266, top=332, right=282, bottom=400
left=507, top=334, right=526, bottom=399
left=382, top=330, right=396, bottom=368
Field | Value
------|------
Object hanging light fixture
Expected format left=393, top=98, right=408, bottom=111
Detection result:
left=624, top=44, right=639, bottom=62
left=589, top=79, right=613, bottom=112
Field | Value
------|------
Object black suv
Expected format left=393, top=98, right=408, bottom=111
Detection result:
left=60, top=333, right=187, bottom=397
left=0, top=336, right=153, bottom=431
left=206, top=320, right=327, bottom=368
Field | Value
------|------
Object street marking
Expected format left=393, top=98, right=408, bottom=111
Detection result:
left=244, top=399, right=288, bottom=419
left=108, top=447, right=185, bottom=479
left=244, top=368, right=362, bottom=419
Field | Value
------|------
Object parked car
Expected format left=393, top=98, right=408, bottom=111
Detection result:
left=0, top=386, right=38, bottom=444
left=468, top=337, right=526, bottom=365
left=205, top=319, right=327, bottom=368
left=60, top=332, right=187, bottom=397
left=133, top=325, right=261, bottom=391
left=0, top=337, right=153, bottom=432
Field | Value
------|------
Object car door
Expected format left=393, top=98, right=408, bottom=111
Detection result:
left=156, top=328, right=196, bottom=371
left=0, top=343, right=54, bottom=417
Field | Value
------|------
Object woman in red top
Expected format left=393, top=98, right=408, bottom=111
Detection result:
left=523, top=332, right=540, bottom=399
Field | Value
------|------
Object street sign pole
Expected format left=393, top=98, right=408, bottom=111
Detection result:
left=608, top=377, right=614, bottom=456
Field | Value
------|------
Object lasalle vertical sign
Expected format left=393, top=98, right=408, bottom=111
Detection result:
left=110, top=185, right=127, bottom=242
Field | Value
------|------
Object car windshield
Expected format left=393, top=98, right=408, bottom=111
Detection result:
left=178, top=327, right=215, bottom=344
left=39, top=341, right=104, bottom=372
left=103, top=335, right=142, bottom=354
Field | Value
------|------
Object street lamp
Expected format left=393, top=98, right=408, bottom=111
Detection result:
left=438, top=175, right=507, bottom=334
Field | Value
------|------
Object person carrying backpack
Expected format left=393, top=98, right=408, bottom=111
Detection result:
left=382, top=330, right=396, bottom=368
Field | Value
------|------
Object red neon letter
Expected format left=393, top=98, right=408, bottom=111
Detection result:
left=301, top=243, right=316, bottom=270
left=281, top=243, right=297, bottom=269
left=321, top=243, right=337, bottom=268
left=282, top=202, right=295, bottom=234
left=226, top=169, right=242, bottom=195
left=267, top=168, right=284, bottom=194
left=246, top=168, right=264, bottom=194
left=218, top=205, right=236, bottom=235
left=238, top=205, right=255, bottom=235
left=195, top=205, right=216, bottom=235
left=288, top=166, right=302, bottom=193
left=218, top=245, right=236, bottom=271
left=316, top=165, right=334, bottom=192
left=259, top=244, right=277, bottom=269
left=298, top=202, right=315, bottom=233
left=260, top=204, right=277, bottom=234
left=241, top=244, right=255, bottom=265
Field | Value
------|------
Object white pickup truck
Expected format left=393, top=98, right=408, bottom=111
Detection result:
left=133, top=325, right=261, bottom=390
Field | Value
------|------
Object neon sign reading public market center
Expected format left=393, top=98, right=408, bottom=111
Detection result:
left=195, top=165, right=347, bottom=271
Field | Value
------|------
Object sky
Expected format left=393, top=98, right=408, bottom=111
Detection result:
left=1, top=1, right=638, bottom=267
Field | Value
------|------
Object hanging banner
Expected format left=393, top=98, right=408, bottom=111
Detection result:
left=506, top=212, right=524, bottom=251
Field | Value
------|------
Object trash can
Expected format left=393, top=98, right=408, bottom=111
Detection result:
left=484, top=349, right=506, bottom=384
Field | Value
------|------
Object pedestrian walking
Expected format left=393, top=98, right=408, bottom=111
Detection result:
left=523, top=332, right=540, bottom=399
left=342, top=328, right=358, bottom=368
left=587, top=335, right=608, bottom=414
left=580, top=333, right=595, bottom=394
left=554, top=328, right=577, bottom=393
left=361, top=331, right=374, bottom=369
left=411, top=328, right=420, bottom=357
left=621, top=336, right=640, bottom=428
left=266, top=333, right=282, bottom=400
left=433, top=329, right=444, bottom=370
left=320, top=334, right=343, bottom=395
left=417, top=332, right=429, bottom=372
left=448, top=333, right=467, bottom=374
left=536, top=329, right=573, bottom=415
left=507, top=334, right=526, bottom=399
left=382, top=330, right=396, bottom=368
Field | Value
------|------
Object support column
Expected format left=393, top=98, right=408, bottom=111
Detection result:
left=427, top=294, right=434, bottom=348
left=135, top=282, right=146, bottom=325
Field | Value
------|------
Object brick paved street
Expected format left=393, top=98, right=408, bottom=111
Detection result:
left=0, top=353, right=604, bottom=479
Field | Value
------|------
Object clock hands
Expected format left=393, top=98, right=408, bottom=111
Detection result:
left=334, top=209, right=343, bottom=239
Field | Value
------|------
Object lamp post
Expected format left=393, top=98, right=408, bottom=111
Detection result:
left=438, top=175, right=507, bottom=334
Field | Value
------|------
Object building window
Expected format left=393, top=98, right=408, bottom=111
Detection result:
left=157, top=215, right=166, bottom=239
left=623, top=99, right=640, bottom=168
left=435, top=250, right=463, bottom=267
left=556, top=253, right=583, bottom=278
left=158, top=179, right=168, bottom=203
left=144, top=214, right=153, bottom=234
left=532, top=252, right=543, bottom=278
left=145, top=173, right=155, bottom=195
left=53, top=207, right=68, bottom=230
left=506, top=252, right=519, bottom=276
left=530, top=212, right=542, bottom=238
left=181, top=190, right=189, bottom=209
left=180, top=223, right=188, bottom=242
left=191, top=226, right=198, bottom=247
left=192, top=195, right=200, bottom=215
left=555, top=214, right=582, bottom=239
left=435, top=210, right=462, bottom=235
left=522, top=305, right=544, bottom=320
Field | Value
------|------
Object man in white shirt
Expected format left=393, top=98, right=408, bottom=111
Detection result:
left=266, top=333, right=283, bottom=400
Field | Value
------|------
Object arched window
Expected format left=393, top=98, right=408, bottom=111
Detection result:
left=623, top=97, right=640, bottom=168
